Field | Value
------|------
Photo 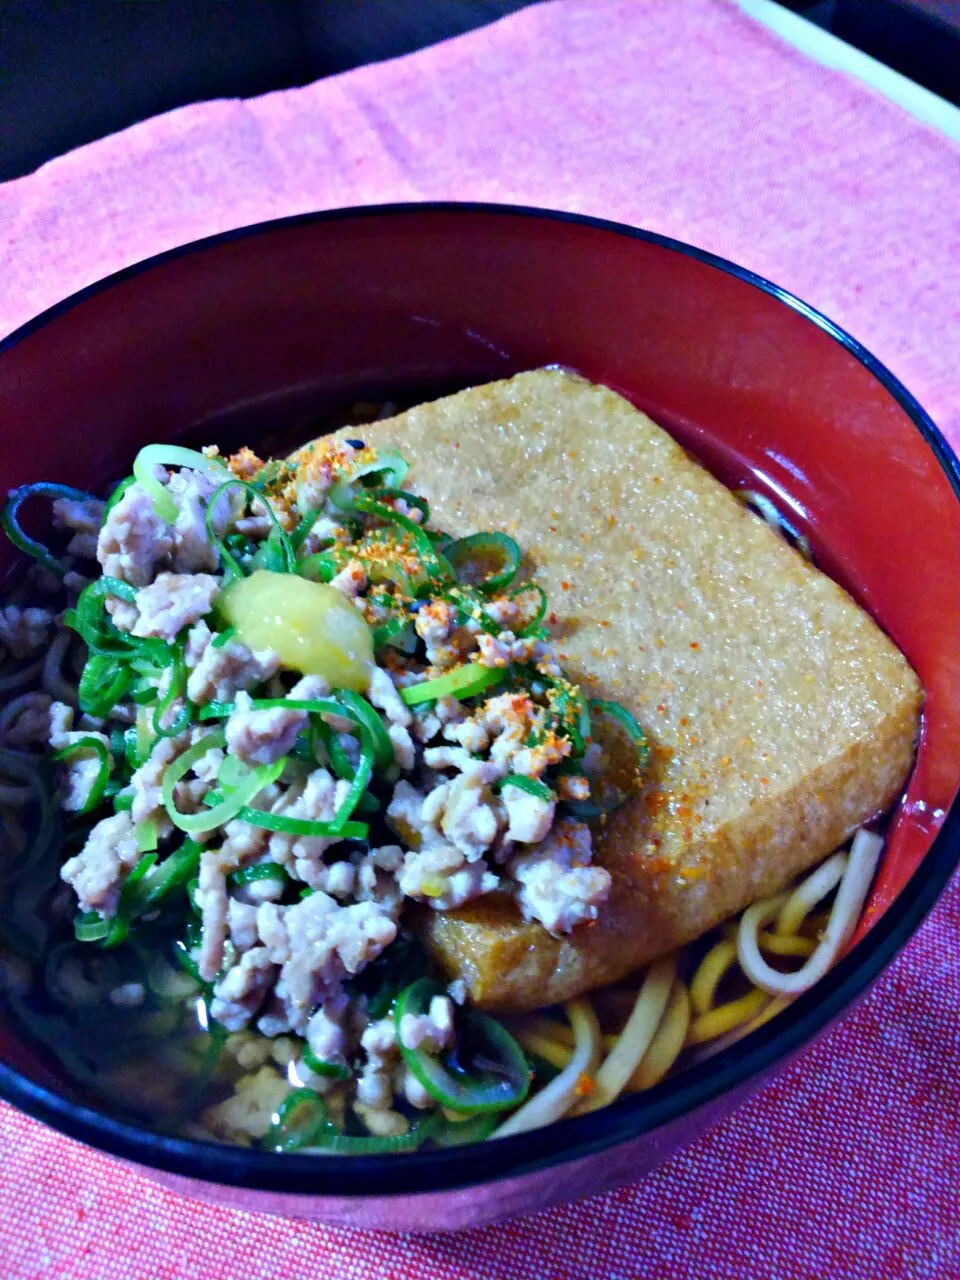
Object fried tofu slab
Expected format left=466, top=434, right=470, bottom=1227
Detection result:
left=330, top=369, right=922, bottom=1011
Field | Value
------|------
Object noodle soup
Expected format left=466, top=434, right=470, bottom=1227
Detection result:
left=0, top=372, right=920, bottom=1152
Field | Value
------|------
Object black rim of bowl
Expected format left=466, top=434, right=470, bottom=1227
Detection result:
left=0, top=202, right=957, bottom=1201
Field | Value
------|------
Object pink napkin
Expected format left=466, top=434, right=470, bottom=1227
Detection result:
left=1, top=2, right=958, bottom=1276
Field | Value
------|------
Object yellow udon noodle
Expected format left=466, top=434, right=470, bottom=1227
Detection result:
left=626, top=980, right=691, bottom=1091
left=738, top=830, right=883, bottom=998
left=493, top=999, right=602, bottom=1139
left=579, top=956, right=676, bottom=1114
left=506, top=827, right=882, bottom=1122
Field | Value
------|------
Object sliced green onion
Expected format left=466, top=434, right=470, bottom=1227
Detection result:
left=354, top=489, right=454, bottom=587
left=133, top=444, right=230, bottom=524
left=264, top=1088, right=333, bottom=1153
left=335, top=689, right=394, bottom=773
left=172, top=934, right=203, bottom=984
left=589, top=700, right=650, bottom=773
left=372, top=615, right=417, bottom=653
left=328, top=450, right=408, bottom=511
left=130, top=680, right=158, bottom=706
left=291, top=731, right=317, bottom=765
left=197, top=700, right=235, bottom=722
left=135, top=709, right=154, bottom=765
left=202, top=691, right=383, bottom=825
left=68, top=581, right=182, bottom=725
left=431, top=1112, right=500, bottom=1147
left=542, top=681, right=590, bottom=758
left=289, top=508, right=333, bottom=554
left=237, top=810, right=368, bottom=841
left=306, top=1116, right=438, bottom=1155
left=265, top=1087, right=438, bottom=1154
left=301, top=1045, right=351, bottom=1080
left=211, top=625, right=237, bottom=650
left=102, top=851, right=158, bottom=948
left=313, top=721, right=356, bottom=780
left=67, top=577, right=139, bottom=658
left=346, top=933, right=429, bottom=1020
left=103, top=476, right=135, bottom=518
left=291, top=712, right=376, bottom=833
left=373, top=488, right=430, bottom=522
left=565, top=698, right=649, bottom=819
left=74, top=911, right=109, bottom=943
left=1, top=482, right=100, bottom=577
left=394, top=979, right=530, bottom=1114
left=249, top=459, right=288, bottom=492
left=78, top=654, right=132, bottom=717
left=510, top=582, right=549, bottom=637
left=251, top=531, right=296, bottom=576
left=331, top=736, right=374, bottom=829
left=135, top=818, right=159, bottom=853
left=51, top=736, right=111, bottom=816
left=206, top=477, right=294, bottom=583
left=161, top=730, right=284, bottom=833
left=228, top=862, right=290, bottom=888
left=495, top=774, right=555, bottom=802
left=354, top=529, right=418, bottom=594
left=296, top=551, right=341, bottom=584
left=138, top=838, right=201, bottom=910
left=400, top=663, right=506, bottom=707
left=217, top=753, right=253, bottom=791
left=444, top=585, right=501, bottom=636
left=151, top=641, right=190, bottom=739
left=445, top=531, right=521, bottom=593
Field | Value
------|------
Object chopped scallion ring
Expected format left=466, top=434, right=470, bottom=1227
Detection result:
left=161, top=730, right=285, bottom=833
left=206, top=477, right=294, bottom=583
left=133, top=444, right=230, bottom=524
left=51, top=736, right=111, bottom=816
left=394, top=978, right=530, bottom=1114
left=328, top=450, right=409, bottom=511
left=495, top=774, right=555, bottom=802
left=445, top=531, right=521, bottom=593
left=564, top=699, right=649, bottom=819
left=237, top=809, right=368, bottom=841
left=301, top=1045, right=351, bottom=1080
left=400, top=663, right=506, bottom=706
left=228, top=863, right=290, bottom=889
left=353, top=489, right=455, bottom=586
left=1, top=482, right=100, bottom=576
left=509, top=582, right=548, bottom=637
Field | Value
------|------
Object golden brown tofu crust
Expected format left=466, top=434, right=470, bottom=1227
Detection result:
left=328, top=369, right=922, bottom=1011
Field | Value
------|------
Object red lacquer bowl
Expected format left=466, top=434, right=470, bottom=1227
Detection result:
left=1, top=205, right=958, bottom=1231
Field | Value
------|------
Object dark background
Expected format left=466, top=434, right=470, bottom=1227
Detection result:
left=1, top=0, right=958, bottom=183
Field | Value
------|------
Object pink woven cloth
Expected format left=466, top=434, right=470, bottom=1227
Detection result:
left=1, top=2, right=958, bottom=1276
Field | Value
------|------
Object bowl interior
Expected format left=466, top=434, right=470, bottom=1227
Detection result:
left=1, top=205, right=958, bottom=1175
